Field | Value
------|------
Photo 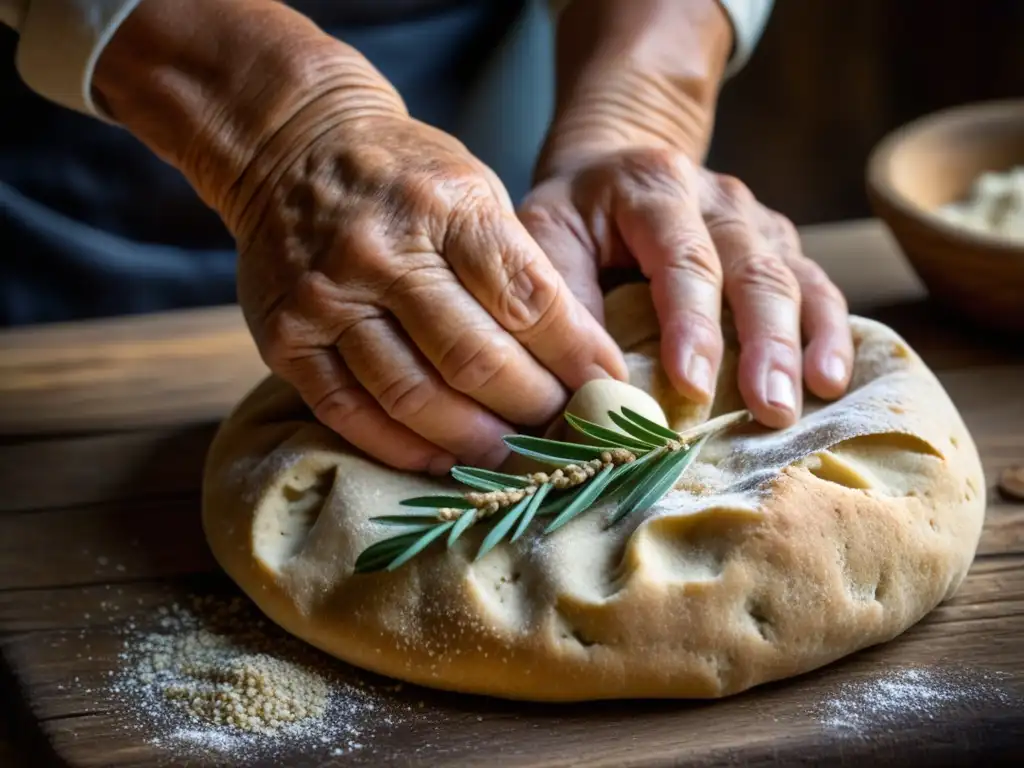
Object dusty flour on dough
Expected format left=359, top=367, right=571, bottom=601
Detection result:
left=816, top=666, right=1014, bottom=732
left=106, top=594, right=422, bottom=762
left=202, top=283, right=987, bottom=702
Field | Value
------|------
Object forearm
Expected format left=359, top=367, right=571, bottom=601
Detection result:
left=92, top=0, right=406, bottom=229
left=538, top=0, right=734, bottom=179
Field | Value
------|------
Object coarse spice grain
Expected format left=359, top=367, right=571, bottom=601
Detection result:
left=127, top=596, right=329, bottom=734
left=107, top=592, right=423, bottom=762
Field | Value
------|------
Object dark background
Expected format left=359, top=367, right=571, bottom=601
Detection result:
left=706, top=0, right=1024, bottom=225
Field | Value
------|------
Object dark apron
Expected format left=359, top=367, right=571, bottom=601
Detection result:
left=0, top=0, right=546, bottom=326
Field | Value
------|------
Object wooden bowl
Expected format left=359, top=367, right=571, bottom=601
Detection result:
left=866, top=99, right=1024, bottom=334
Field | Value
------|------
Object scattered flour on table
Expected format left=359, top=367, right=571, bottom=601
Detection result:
left=816, top=666, right=1015, bottom=732
left=104, top=594, right=424, bottom=763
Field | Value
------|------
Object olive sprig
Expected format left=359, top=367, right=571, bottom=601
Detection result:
left=354, top=408, right=751, bottom=574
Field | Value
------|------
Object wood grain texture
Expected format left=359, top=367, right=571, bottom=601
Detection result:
left=1, top=220, right=1023, bottom=766
left=0, top=559, right=1022, bottom=768
left=0, top=424, right=219, bottom=513
left=0, top=306, right=267, bottom=436
left=0, top=364, right=1021, bottom=765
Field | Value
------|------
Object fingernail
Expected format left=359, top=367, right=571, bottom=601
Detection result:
left=428, top=454, right=456, bottom=477
left=823, top=354, right=847, bottom=384
left=766, top=369, right=797, bottom=412
left=686, top=353, right=714, bottom=399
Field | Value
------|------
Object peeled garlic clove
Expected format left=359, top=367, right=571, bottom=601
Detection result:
left=564, top=379, right=668, bottom=430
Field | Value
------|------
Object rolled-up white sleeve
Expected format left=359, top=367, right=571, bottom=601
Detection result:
left=1, top=0, right=144, bottom=118
left=716, top=0, right=774, bottom=77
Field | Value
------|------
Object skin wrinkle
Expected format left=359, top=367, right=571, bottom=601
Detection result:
left=442, top=200, right=556, bottom=336
left=491, top=254, right=547, bottom=332
left=244, top=108, right=434, bottom=247
left=214, top=60, right=405, bottom=220
left=537, top=77, right=711, bottom=179
left=231, top=102, right=377, bottom=243
left=504, top=274, right=570, bottom=351
left=438, top=333, right=512, bottom=397
left=348, top=319, right=438, bottom=423
left=616, top=164, right=686, bottom=203
left=526, top=195, right=597, bottom=263
left=92, top=0, right=856, bottom=467
left=375, top=370, right=437, bottom=424
left=417, top=170, right=493, bottom=254
left=311, top=375, right=365, bottom=429
left=723, top=247, right=803, bottom=303
left=661, top=254, right=724, bottom=293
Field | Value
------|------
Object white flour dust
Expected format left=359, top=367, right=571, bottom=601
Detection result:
left=101, top=593, right=426, bottom=763
left=816, top=666, right=1014, bottom=732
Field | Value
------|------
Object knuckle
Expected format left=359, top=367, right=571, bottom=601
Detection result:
left=312, top=386, right=364, bottom=432
left=665, top=237, right=724, bottom=285
left=731, top=253, right=801, bottom=300
left=773, top=212, right=800, bottom=243
left=256, top=308, right=307, bottom=370
left=497, top=259, right=562, bottom=335
left=791, top=257, right=847, bottom=307
left=617, top=147, right=688, bottom=196
left=625, top=146, right=682, bottom=175
left=673, top=308, right=725, bottom=350
left=443, top=174, right=498, bottom=218
left=376, top=370, right=437, bottom=422
left=439, top=331, right=512, bottom=394
left=715, top=174, right=754, bottom=205
left=444, top=193, right=505, bottom=259
left=517, top=199, right=564, bottom=235
left=386, top=170, right=444, bottom=222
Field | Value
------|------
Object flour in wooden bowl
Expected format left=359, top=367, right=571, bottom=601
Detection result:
left=937, top=166, right=1024, bottom=243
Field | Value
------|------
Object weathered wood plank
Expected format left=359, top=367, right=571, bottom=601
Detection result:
left=0, top=558, right=1021, bottom=767
left=0, top=305, right=267, bottom=436
left=1, top=218, right=1022, bottom=767
left=0, top=497, right=216, bottom=590
left=0, top=424, right=219, bottom=513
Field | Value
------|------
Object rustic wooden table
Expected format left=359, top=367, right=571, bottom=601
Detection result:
left=1, top=220, right=1022, bottom=767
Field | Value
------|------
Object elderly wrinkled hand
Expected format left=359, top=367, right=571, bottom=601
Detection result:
left=229, top=108, right=628, bottom=476
left=520, top=147, right=854, bottom=430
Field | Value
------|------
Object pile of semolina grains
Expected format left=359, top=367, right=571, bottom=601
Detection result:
left=110, top=593, right=416, bottom=760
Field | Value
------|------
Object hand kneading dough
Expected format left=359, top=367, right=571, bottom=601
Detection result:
left=202, top=283, right=985, bottom=702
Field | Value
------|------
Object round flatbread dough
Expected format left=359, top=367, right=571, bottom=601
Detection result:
left=202, top=283, right=985, bottom=701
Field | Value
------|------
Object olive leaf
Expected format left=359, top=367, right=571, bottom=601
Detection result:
left=353, top=408, right=751, bottom=573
